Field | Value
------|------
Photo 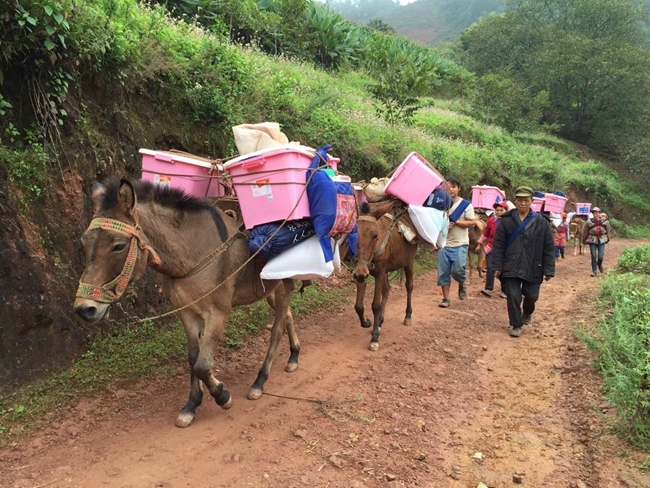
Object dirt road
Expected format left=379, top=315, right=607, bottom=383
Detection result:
left=2, top=239, right=650, bottom=488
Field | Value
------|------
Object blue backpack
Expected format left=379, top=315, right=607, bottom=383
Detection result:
left=423, top=187, right=453, bottom=211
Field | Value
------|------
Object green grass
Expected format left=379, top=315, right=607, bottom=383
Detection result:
left=579, top=245, right=650, bottom=450
left=0, top=281, right=351, bottom=446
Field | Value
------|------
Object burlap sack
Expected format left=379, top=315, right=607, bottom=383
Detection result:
left=232, top=122, right=289, bottom=155
left=363, top=177, right=390, bottom=202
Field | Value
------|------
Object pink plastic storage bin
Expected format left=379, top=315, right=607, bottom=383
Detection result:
left=353, top=184, right=367, bottom=205
left=544, top=193, right=567, bottom=213
left=224, top=147, right=314, bottom=229
left=140, top=149, right=224, bottom=198
left=384, top=152, right=444, bottom=206
left=531, top=197, right=545, bottom=212
left=576, top=203, right=591, bottom=215
left=471, top=185, right=506, bottom=209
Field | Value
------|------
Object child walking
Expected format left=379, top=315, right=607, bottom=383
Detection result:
left=554, top=213, right=569, bottom=259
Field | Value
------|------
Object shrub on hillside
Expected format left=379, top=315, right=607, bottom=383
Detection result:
left=616, top=244, right=650, bottom=275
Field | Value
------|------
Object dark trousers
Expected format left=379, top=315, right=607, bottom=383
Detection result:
left=484, top=254, right=504, bottom=292
left=554, top=246, right=565, bottom=259
left=501, top=278, right=541, bottom=328
left=589, top=243, right=605, bottom=274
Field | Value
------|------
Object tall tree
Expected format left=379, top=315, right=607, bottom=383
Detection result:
left=460, top=0, right=650, bottom=151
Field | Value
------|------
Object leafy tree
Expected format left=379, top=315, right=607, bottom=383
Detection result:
left=460, top=0, right=650, bottom=153
left=472, top=73, right=548, bottom=132
left=364, top=36, right=440, bottom=125
left=367, top=17, right=395, bottom=34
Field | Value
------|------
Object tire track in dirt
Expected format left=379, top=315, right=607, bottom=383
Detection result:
left=1, top=239, right=649, bottom=488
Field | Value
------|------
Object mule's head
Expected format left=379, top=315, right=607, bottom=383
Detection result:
left=74, top=179, right=155, bottom=323
left=353, top=200, right=394, bottom=283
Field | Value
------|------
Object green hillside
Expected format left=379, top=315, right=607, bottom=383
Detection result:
left=330, top=0, right=502, bottom=44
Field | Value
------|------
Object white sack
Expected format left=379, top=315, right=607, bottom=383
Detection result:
left=260, top=236, right=341, bottom=280
left=408, top=205, right=449, bottom=248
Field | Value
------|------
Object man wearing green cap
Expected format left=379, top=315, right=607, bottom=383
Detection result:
left=490, top=185, right=555, bottom=337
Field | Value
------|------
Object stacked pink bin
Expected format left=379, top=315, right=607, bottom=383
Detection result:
left=140, top=149, right=224, bottom=198
left=384, top=152, right=444, bottom=206
left=543, top=193, right=567, bottom=213
left=224, top=147, right=315, bottom=229
left=531, top=197, right=545, bottom=212
left=471, top=185, right=506, bottom=209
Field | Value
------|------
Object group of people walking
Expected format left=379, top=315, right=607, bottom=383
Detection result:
left=435, top=179, right=611, bottom=338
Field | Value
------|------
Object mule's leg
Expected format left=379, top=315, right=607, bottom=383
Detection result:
left=466, top=253, right=473, bottom=286
left=249, top=280, right=295, bottom=400
left=354, top=280, right=372, bottom=328
left=193, top=309, right=233, bottom=412
left=284, top=307, right=300, bottom=373
left=369, top=272, right=387, bottom=351
left=574, top=237, right=578, bottom=256
left=403, top=262, right=414, bottom=326
left=176, top=311, right=204, bottom=428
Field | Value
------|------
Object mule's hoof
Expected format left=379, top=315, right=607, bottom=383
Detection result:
left=285, top=362, right=298, bottom=373
left=216, top=389, right=232, bottom=409
left=247, top=388, right=263, bottom=400
left=403, top=318, right=412, bottom=326
left=175, top=411, right=195, bottom=428
left=369, top=342, right=379, bottom=351
left=361, top=319, right=372, bottom=328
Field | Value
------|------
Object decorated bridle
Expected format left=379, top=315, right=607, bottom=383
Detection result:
left=76, top=218, right=161, bottom=304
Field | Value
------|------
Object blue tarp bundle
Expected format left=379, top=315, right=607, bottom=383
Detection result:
left=533, top=190, right=545, bottom=198
left=248, top=219, right=316, bottom=260
left=553, top=190, right=566, bottom=197
left=306, top=145, right=357, bottom=262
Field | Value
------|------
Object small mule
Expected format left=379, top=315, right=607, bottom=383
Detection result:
left=353, top=200, right=418, bottom=351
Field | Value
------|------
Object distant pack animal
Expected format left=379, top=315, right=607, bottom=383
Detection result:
left=467, top=213, right=488, bottom=285
left=569, top=216, right=587, bottom=256
left=353, top=200, right=418, bottom=351
left=74, top=179, right=306, bottom=428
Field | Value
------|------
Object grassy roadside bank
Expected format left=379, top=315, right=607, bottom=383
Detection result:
left=579, top=243, right=650, bottom=452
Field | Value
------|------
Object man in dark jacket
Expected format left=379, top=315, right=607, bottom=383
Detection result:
left=491, top=186, right=555, bottom=337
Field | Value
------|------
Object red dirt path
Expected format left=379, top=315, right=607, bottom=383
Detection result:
left=2, top=239, right=650, bottom=488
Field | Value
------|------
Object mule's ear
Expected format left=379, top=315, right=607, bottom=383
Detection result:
left=372, top=200, right=395, bottom=219
left=91, top=182, right=106, bottom=212
left=118, top=179, right=137, bottom=216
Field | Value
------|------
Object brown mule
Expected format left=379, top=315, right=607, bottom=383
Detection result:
left=570, top=216, right=587, bottom=256
left=74, top=179, right=302, bottom=428
left=353, top=200, right=418, bottom=351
